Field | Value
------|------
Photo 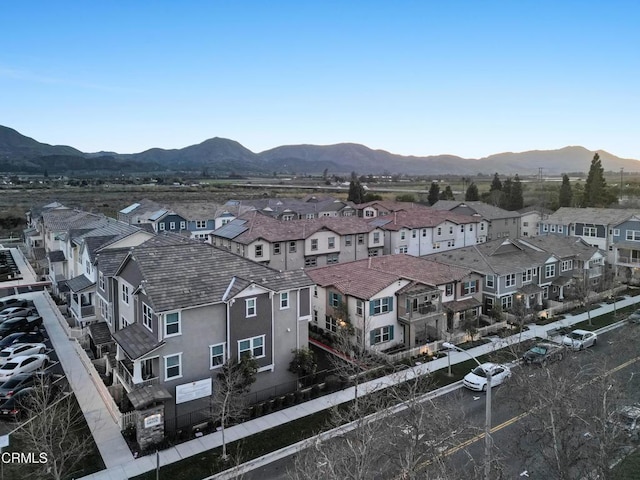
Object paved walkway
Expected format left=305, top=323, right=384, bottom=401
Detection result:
left=71, top=295, right=638, bottom=480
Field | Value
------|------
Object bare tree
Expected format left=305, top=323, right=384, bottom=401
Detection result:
left=567, top=276, right=596, bottom=326
left=16, top=379, right=94, bottom=480
left=210, top=356, right=257, bottom=460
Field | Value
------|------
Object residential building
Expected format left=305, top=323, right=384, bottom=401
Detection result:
left=428, top=236, right=604, bottom=315
left=96, top=235, right=313, bottom=424
left=431, top=201, right=521, bottom=240
left=240, top=195, right=356, bottom=220
left=610, top=214, right=640, bottom=283
left=354, top=200, right=415, bottom=219
left=306, top=254, right=483, bottom=350
left=518, top=206, right=552, bottom=238
left=210, top=212, right=386, bottom=270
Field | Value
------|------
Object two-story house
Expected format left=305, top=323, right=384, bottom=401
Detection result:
left=306, top=254, right=483, bottom=351
left=518, top=206, right=551, bottom=238
left=240, top=195, right=356, bottom=220
left=354, top=200, right=415, bottom=219
left=97, top=234, right=313, bottom=424
left=369, top=208, right=487, bottom=255
left=610, top=214, right=640, bottom=283
left=210, top=212, right=386, bottom=270
left=431, top=201, right=521, bottom=240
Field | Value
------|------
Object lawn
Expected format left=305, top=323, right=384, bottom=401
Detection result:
left=612, top=448, right=640, bottom=479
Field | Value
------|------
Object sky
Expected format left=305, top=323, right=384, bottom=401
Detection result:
left=2, top=1, right=639, bottom=159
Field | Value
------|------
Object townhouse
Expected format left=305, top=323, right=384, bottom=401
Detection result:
left=431, top=200, right=521, bottom=240
left=240, top=195, right=356, bottom=220
left=610, top=213, right=640, bottom=284
left=369, top=207, right=487, bottom=255
left=210, top=211, right=386, bottom=270
left=428, top=236, right=604, bottom=315
left=518, top=206, right=551, bottom=238
left=306, top=254, right=483, bottom=351
left=94, top=234, right=313, bottom=424
left=354, top=200, right=415, bottom=218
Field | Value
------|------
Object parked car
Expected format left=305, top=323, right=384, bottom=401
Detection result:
left=0, top=343, right=47, bottom=366
left=0, top=331, right=46, bottom=350
left=0, top=307, right=37, bottom=322
left=463, top=363, right=512, bottom=391
left=627, top=309, right=640, bottom=324
left=0, top=354, right=49, bottom=382
left=609, top=405, right=640, bottom=441
left=0, top=317, right=39, bottom=338
left=562, top=329, right=598, bottom=351
left=0, top=298, right=32, bottom=310
left=0, top=371, right=50, bottom=400
left=522, top=342, right=566, bottom=366
left=0, top=387, right=36, bottom=421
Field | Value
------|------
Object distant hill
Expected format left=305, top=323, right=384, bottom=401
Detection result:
left=1, top=124, right=639, bottom=176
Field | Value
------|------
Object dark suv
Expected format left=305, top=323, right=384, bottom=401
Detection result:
left=522, top=342, right=565, bottom=366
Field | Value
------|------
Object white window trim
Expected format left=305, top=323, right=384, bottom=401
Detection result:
left=246, top=298, right=257, bottom=317
left=164, top=312, right=182, bottom=338
left=164, top=352, right=182, bottom=380
left=280, top=292, right=289, bottom=310
left=121, top=283, right=130, bottom=305
left=142, top=303, right=153, bottom=332
left=209, top=343, right=225, bottom=369
left=238, top=335, right=266, bottom=360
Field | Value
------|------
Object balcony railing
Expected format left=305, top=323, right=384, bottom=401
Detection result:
left=398, top=303, right=443, bottom=323
left=70, top=299, right=95, bottom=320
left=116, top=360, right=159, bottom=391
left=617, top=255, right=640, bottom=266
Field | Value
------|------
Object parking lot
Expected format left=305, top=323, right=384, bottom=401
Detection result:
left=0, top=296, right=65, bottom=437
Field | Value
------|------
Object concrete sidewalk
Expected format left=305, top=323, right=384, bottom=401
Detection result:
left=79, top=294, right=639, bottom=480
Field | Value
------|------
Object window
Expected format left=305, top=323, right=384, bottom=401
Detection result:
left=373, top=232, right=381, bottom=243
left=289, top=241, right=297, bottom=253
left=437, top=227, right=442, bottom=236
left=327, top=253, right=339, bottom=264
left=584, top=226, right=598, bottom=237
left=422, top=229, right=427, bottom=237
left=255, top=244, right=263, bottom=257
left=246, top=298, right=257, bottom=317
left=313, top=309, right=318, bottom=322
left=328, top=237, right=335, bottom=249
left=280, top=292, right=289, bottom=309
left=550, top=225, right=556, bottom=232
left=121, top=284, right=129, bottom=304
left=558, top=225, right=563, bottom=233
left=470, top=224, right=474, bottom=231
left=357, top=234, right=365, bottom=245
left=239, top=336, right=264, bottom=359
left=545, top=264, right=556, bottom=278
left=480, top=223, right=485, bottom=231
left=462, top=281, right=478, bottom=295
left=485, top=275, right=495, bottom=288
left=282, top=214, right=294, bottom=221
left=626, top=230, right=640, bottom=241
left=164, top=353, right=182, bottom=380
left=505, top=274, right=516, bottom=288
left=221, top=218, right=230, bottom=225
left=371, top=326, right=394, bottom=345
left=305, top=257, right=317, bottom=267
left=273, top=243, right=281, bottom=255
left=449, top=226, right=454, bottom=234
left=165, top=312, right=181, bottom=336
left=501, top=296, right=513, bottom=310
left=345, top=235, right=353, bottom=246
left=85, top=260, right=92, bottom=274
left=159, top=223, right=165, bottom=231
left=98, top=272, right=104, bottom=291
left=368, top=249, right=379, bottom=257
left=356, top=300, right=363, bottom=316
left=412, top=230, right=417, bottom=238
left=461, top=225, right=464, bottom=232
left=314, top=286, right=318, bottom=297
left=523, top=268, right=533, bottom=283
left=562, top=260, right=573, bottom=271
left=180, top=221, right=186, bottom=230
left=365, top=210, right=375, bottom=217
left=445, top=283, right=454, bottom=296
left=329, top=292, right=342, bottom=307
left=196, top=220, right=206, bottom=229
left=433, top=242, right=441, bottom=250
left=447, top=240, right=455, bottom=247
left=398, top=245, right=408, bottom=253
left=542, top=224, right=548, bottom=232
left=613, top=229, right=620, bottom=236
left=170, top=222, right=176, bottom=230
left=542, top=286, right=549, bottom=299
left=142, top=303, right=153, bottom=331
left=210, top=344, right=225, bottom=369
left=310, top=239, right=318, bottom=251
left=523, top=222, right=529, bottom=227
left=325, top=316, right=338, bottom=333
left=370, top=297, right=393, bottom=315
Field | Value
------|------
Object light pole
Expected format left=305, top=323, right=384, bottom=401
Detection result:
left=442, top=342, right=492, bottom=480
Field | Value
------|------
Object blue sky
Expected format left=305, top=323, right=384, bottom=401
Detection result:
left=2, top=1, right=638, bottom=159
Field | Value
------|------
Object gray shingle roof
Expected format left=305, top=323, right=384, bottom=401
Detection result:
left=88, top=322, right=113, bottom=346
left=66, top=274, right=95, bottom=293
left=125, top=240, right=313, bottom=313
left=48, top=250, right=66, bottom=262
left=545, top=207, right=636, bottom=226
left=432, top=201, right=519, bottom=220
left=112, top=322, right=163, bottom=360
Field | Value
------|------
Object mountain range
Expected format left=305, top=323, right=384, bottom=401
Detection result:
left=1, top=124, right=639, bottom=176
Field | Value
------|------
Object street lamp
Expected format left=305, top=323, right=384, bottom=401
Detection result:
left=442, top=342, right=492, bottom=480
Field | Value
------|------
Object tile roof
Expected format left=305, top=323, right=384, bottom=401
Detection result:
left=127, top=385, right=172, bottom=410
left=368, top=208, right=480, bottom=231
left=306, top=254, right=475, bottom=299
left=431, top=201, right=519, bottom=220
left=444, top=297, right=482, bottom=312
left=125, top=240, right=313, bottom=312
left=545, top=207, right=637, bottom=226
left=112, top=322, right=163, bottom=360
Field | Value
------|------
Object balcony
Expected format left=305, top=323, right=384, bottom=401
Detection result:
left=116, top=360, right=159, bottom=391
left=617, top=255, right=640, bottom=267
left=398, top=303, right=444, bottom=324
left=70, top=298, right=95, bottom=322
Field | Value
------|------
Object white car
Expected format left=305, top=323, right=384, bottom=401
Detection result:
left=0, top=306, right=36, bottom=322
left=562, top=329, right=597, bottom=351
left=0, top=343, right=47, bottom=366
left=0, top=354, right=49, bottom=382
left=463, top=362, right=512, bottom=391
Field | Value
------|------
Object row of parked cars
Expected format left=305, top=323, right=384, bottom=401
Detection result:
left=0, top=296, right=51, bottom=421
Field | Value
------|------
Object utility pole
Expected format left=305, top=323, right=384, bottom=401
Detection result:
left=620, top=167, right=624, bottom=203
left=538, top=167, right=544, bottom=210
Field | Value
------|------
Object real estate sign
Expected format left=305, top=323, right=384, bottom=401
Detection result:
left=175, top=378, right=212, bottom=404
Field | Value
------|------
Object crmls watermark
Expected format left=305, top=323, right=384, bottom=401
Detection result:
left=1, top=452, right=48, bottom=464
